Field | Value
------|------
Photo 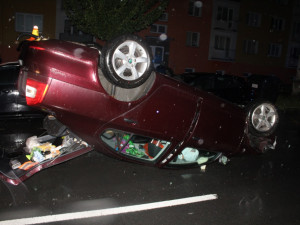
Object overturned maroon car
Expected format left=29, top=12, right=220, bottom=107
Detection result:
left=0, top=34, right=279, bottom=185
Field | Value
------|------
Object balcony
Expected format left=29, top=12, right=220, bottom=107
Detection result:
left=209, top=48, right=236, bottom=61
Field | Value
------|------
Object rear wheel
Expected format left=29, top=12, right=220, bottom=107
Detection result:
left=100, top=34, right=153, bottom=89
left=247, top=101, right=279, bottom=137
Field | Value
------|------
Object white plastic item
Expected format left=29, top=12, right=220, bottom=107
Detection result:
left=179, top=147, right=200, bottom=162
left=25, top=136, right=41, bottom=152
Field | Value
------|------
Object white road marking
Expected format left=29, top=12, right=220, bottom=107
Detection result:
left=0, top=194, right=218, bottom=225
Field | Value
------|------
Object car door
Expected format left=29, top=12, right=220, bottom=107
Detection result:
left=119, top=84, right=200, bottom=139
left=100, top=79, right=201, bottom=156
left=98, top=81, right=201, bottom=163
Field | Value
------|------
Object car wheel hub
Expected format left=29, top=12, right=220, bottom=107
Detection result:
left=112, top=40, right=149, bottom=81
left=251, top=103, right=277, bottom=132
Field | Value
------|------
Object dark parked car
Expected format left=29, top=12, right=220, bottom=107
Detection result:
left=0, top=62, right=45, bottom=118
left=0, top=34, right=279, bottom=185
left=246, top=74, right=281, bottom=103
left=179, top=72, right=281, bottom=106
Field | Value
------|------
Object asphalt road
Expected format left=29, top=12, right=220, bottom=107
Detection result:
left=0, top=111, right=299, bottom=225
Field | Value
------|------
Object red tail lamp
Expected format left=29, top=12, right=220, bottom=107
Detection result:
left=25, top=79, right=49, bottom=105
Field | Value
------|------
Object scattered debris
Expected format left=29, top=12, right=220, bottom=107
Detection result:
left=178, top=147, right=199, bottom=162
left=18, top=161, right=38, bottom=170
left=268, top=136, right=277, bottom=150
left=9, top=159, right=21, bottom=170
left=218, top=155, right=229, bottom=165
left=197, top=156, right=209, bottom=165
left=9, top=134, right=88, bottom=170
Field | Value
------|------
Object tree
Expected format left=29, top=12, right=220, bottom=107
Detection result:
left=64, top=0, right=169, bottom=41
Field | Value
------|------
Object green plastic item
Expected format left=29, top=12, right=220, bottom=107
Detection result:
left=26, top=147, right=42, bottom=160
left=126, top=143, right=144, bottom=158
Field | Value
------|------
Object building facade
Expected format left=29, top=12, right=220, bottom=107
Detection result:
left=1, top=0, right=299, bottom=83
left=0, top=0, right=56, bottom=63
left=141, top=0, right=299, bottom=83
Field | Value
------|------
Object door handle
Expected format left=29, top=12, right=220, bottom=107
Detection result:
left=124, top=118, right=138, bottom=125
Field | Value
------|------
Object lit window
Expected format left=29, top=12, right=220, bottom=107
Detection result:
left=186, top=32, right=200, bottom=47
left=15, top=12, right=43, bottom=32
left=188, top=0, right=202, bottom=17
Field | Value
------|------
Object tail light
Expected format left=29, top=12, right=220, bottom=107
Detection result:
left=25, top=79, right=49, bottom=105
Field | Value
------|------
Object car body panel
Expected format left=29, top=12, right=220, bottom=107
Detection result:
left=0, top=39, right=276, bottom=184
left=21, top=40, right=100, bottom=92
left=187, top=96, right=246, bottom=154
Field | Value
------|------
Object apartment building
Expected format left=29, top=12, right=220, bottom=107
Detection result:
left=141, top=0, right=298, bottom=82
left=1, top=0, right=298, bottom=83
left=286, top=0, right=300, bottom=68
left=235, top=0, right=296, bottom=82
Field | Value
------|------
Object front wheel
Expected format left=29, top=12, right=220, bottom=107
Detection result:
left=100, top=34, right=153, bottom=89
left=247, top=101, right=279, bottom=137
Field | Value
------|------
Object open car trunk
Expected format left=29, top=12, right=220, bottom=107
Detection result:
left=0, top=116, right=93, bottom=185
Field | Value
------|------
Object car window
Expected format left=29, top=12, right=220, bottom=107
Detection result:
left=168, top=147, right=220, bottom=166
left=101, top=129, right=171, bottom=161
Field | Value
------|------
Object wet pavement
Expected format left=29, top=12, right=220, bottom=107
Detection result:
left=0, top=111, right=299, bottom=225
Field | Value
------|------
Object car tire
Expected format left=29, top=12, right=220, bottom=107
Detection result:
left=100, top=34, right=153, bottom=89
left=247, top=101, right=279, bottom=137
